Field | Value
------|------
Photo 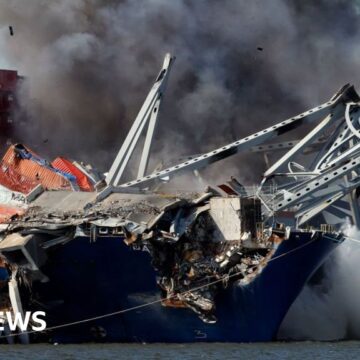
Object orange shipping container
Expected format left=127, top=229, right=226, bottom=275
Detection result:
left=0, top=145, right=72, bottom=193
left=52, top=157, right=94, bottom=191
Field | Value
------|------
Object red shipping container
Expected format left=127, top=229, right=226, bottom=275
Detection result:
left=0, top=145, right=72, bottom=193
left=52, top=157, right=94, bottom=191
left=0, top=205, right=25, bottom=223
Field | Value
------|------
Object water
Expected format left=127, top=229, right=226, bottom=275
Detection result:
left=0, top=342, right=358, bottom=360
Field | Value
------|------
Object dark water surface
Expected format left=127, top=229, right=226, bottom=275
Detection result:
left=0, top=342, right=358, bottom=360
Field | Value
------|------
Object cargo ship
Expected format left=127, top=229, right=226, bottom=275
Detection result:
left=0, top=54, right=357, bottom=343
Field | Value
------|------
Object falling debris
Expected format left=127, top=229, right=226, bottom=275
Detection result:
left=8, top=26, right=13, bottom=36
left=257, top=46, right=263, bottom=51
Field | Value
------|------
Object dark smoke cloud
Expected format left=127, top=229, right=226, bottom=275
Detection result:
left=0, top=0, right=360, bottom=183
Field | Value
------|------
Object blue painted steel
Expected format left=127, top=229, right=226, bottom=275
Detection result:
left=16, top=146, right=77, bottom=182
left=0, top=267, right=8, bottom=281
left=32, top=231, right=342, bottom=343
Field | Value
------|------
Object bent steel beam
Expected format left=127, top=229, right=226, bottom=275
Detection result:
left=106, top=53, right=175, bottom=186
left=120, top=85, right=355, bottom=189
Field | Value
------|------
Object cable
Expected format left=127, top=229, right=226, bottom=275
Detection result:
left=0, top=234, right=322, bottom=340
left=342, top=235, right=360, bottom=244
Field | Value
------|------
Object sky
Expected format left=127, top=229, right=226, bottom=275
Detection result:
left=0, top=26, right=16, bottom=69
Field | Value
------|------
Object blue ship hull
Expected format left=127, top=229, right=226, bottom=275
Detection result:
left=32, top=231, right=342, bottom=343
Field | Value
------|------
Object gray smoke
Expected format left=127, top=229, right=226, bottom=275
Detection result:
left=1, top=0, right=360, bottom=182
left=1, top=0, right=360, bottom=339
left=279, top=226, right=360, bottom=340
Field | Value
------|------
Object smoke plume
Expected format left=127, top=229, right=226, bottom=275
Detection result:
left=279, top=226, right=360, bottom=340
left=0, top=0, right=360, bottom=181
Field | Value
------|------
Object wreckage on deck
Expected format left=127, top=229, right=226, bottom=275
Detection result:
left=0, top=178, right=275, bottom=325
left=0, top=54, right=356, bottom=343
